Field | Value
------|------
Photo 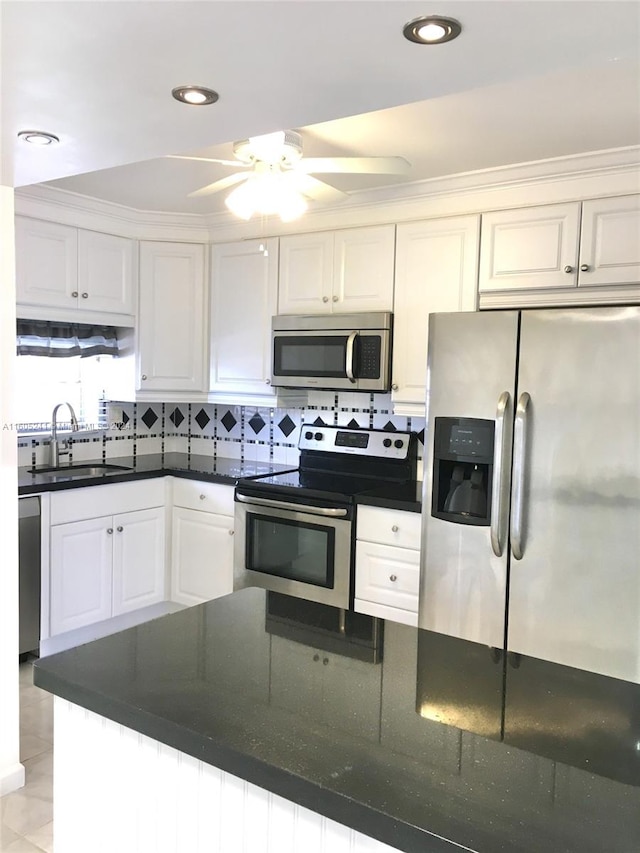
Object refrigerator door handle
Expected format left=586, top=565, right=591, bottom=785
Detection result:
left=511, top=392, right=531, bottom=560
left=490, top=391, right=513, bottom=557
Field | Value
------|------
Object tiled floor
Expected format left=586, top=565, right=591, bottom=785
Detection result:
left=0, top=661, right=53, bottom=852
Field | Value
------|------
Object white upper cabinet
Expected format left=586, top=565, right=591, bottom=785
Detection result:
left=392, top=215, right=479, bottom=413
left=578, top=195, right=640, bottom=287
left=138, top=241, right=207, bottom=394
left=16, top=216, right=134, bottom=318
left=210, top=238, right=278, bottom=397
left=479, top=194, right=640, bottom=303
left=479, top=203, right=581, bottom=292
left=278, top=225, right=395, bottom=315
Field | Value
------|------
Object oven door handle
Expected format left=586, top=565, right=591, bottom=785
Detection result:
left=345, top=331, right=358, bottom=383
left=236, top=493, right=349, bottom=518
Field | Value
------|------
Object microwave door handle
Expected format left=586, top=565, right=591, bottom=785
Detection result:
left=346, top=332, right=358, bottom=383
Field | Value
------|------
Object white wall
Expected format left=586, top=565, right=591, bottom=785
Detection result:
left=0, top=183, right=24, bottom=795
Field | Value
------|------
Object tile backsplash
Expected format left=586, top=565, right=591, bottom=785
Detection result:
left=18, top=392, right=426, bottom=474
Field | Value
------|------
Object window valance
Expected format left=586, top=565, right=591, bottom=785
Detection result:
left=16, top=320, right=120, bottom=358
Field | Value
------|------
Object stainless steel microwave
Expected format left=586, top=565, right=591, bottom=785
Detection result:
left=271, top=312, right=392, bottom=391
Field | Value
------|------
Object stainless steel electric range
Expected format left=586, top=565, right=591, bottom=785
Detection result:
left=233, top=425, right=418, bottom=609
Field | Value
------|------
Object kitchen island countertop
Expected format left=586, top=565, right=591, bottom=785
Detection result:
left=33, top=588, right=640, bottom=853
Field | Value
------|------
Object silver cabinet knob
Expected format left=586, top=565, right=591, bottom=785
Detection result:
left=71, top=291, right=79, bottom=298
left=265, top=378, right=271, bottom=385
left=228, top=529, right=234, bottom=536
left=391, top=383, right=399, bottom=391
left=391, top=524, right=399, bottom=532
left=117, top=526, right=123, bottom=532
left=332, top=295, right=338, bottom=302
left=389, top=574, right=398, bottom=582
left=199, top=494, right=206, bottom=500
left=313, top=654, right=320, bottom=662
left=323, top=657, right=329, bottom=665
left=81, top=292, right=88, bottom=298
left=564, top=265, right=574, bottom=273
left=106, top=528, right=113, bottom=535
left=322, top=296, right=329, bottom=303
left=580, top=263, right=590, bottom=272
left=141, top=374, right=147, bottom=380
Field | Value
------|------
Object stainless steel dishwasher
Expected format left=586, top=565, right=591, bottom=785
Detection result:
left=19, top=496, right=41, bottom=657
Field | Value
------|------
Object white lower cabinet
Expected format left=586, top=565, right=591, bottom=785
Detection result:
left=355, top=505, right=421, bottom=627
left=50, top=506, right=165, bottom=635
left=169, top=478, right=235, bottom=606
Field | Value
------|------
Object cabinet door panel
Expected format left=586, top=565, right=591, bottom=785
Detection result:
left=138, top=242, right=206, bottom=392
left=579, top=195, right=640, bottom=287
left=479, top=203, right=580, bottom=292
left=77, top=230, right=134, bottom=314
left=112, top=507, right=165, bottom=615
left=15, top=217, right=78, bottom=308
left=333, top=225, right=395, bottom=312
left=171, top=508, right=233, bottom=606
left=392, top=216, right=479, bottom=409
left=210, top=238, right=278, bottom=395
left=50, top=518, right=112, bottom=635
left=278, top=232, right=333, bottom=314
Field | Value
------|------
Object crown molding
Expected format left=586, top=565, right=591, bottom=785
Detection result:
left=14, top=185, right=210, bottom=242
left=13, top=146, right=640, bottom=244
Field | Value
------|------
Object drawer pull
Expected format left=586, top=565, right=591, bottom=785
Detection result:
left=323, top=657, right=329, bottom=665
left=228, top=529, right=234, bottom=536
left=391, top=525, right=399, bottom=532
left=313, top=654, right=320, bottom=662
left=389, top=574, right=398, bottom=582
left=199, top=494, right=206, bottom=500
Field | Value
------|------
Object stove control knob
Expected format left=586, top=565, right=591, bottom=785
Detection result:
left=394, top=439, right=404, bottom=449
left=383, top=438, right=392, bottom=448
left=314, top=432, right=323, bottom=441
left=305, top=431, right=313, bottom=440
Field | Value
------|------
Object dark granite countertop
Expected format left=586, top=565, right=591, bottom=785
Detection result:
left=18, top=452, right=296, bottom=495
left=356, top=480, right=422, bottom=513
left=34, top=588, right=640, bottom=853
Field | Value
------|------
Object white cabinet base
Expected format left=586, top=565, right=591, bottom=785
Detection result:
left=54, top=699, right=401, bottom=853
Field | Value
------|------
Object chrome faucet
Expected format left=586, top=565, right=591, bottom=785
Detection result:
left=50, top=402, right=80, bottom=467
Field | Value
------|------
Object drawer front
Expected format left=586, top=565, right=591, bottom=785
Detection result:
left=356, top=505, right=421, bottom=550
left=171, top=477, right=235, bottom=515
left=50, top=478, right=166, bottom=525
left=355, top=541, right=420, bottom=613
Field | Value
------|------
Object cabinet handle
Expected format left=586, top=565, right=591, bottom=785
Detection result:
left=265, top=378, right=271, bottom=385
left=332, top=295, right=338, bottom=303
left=322, top=296, right=329, bottom=303
left=580, top=263, right=590, bottom=272
left=141, top=374, right=147, bottom=380
left=391, top=383, right=399, bottom=391
left=228, top=529, right=234, bottom=536
left=106, top=528, right=113, bottom=535
left=71, top=291, right=79, bottom=298
left=81, top=292, right=88, bottom=298
left=117, top=526, right=123, bottom=532
left=313, top=654, right=320, bottom=662
left=389, top=574, right=398, bottom=582
left=563, top=265, right=574, bottom=274
left=391, top=524, right=399, bottom=532
left=323, top=657, right=329, bottom=665
left=199, top=494, right=206, bottom=500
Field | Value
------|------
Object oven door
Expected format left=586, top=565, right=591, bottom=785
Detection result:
left=234, top=494, right=353, bottom=609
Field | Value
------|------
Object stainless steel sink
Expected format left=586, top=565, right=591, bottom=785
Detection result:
left=29, top=463, right=132, bottom=476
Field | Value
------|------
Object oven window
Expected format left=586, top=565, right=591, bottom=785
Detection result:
left=246, top=514, right=335, bottom=588
left=273, top=336, right=348, bottom=378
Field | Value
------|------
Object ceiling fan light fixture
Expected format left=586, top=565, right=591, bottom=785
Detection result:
left=18, top=130, right=59, bottom=145
left=403, top=15, right=462, bottom=44
left=171, top=85, right=219, bottom=105
left=225, top=169, right=307, bottom=222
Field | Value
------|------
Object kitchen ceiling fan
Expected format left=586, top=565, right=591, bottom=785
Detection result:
left=167, top=130, right=410, bottom=221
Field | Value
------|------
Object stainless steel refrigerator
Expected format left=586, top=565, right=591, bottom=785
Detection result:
left=417, top=306, right=640, bottom=784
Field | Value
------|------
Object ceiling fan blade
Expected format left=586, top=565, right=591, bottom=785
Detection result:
left=187, top=173, right=248, bottom=198
left=166, top=154, right=247, bottom=167
left=293, top=156, right=411, bottom=176
left=283, top=172, right=348, bottom=202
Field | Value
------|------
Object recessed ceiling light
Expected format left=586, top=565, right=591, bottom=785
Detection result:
left=403, top=15, right=462, bottom=44
left=171, top=85, right=219, bottom=106
left=17, top=130, right=59, bottom=145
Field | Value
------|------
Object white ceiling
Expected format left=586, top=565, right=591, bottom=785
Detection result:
left=2, top=1, right=640, bottom=215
